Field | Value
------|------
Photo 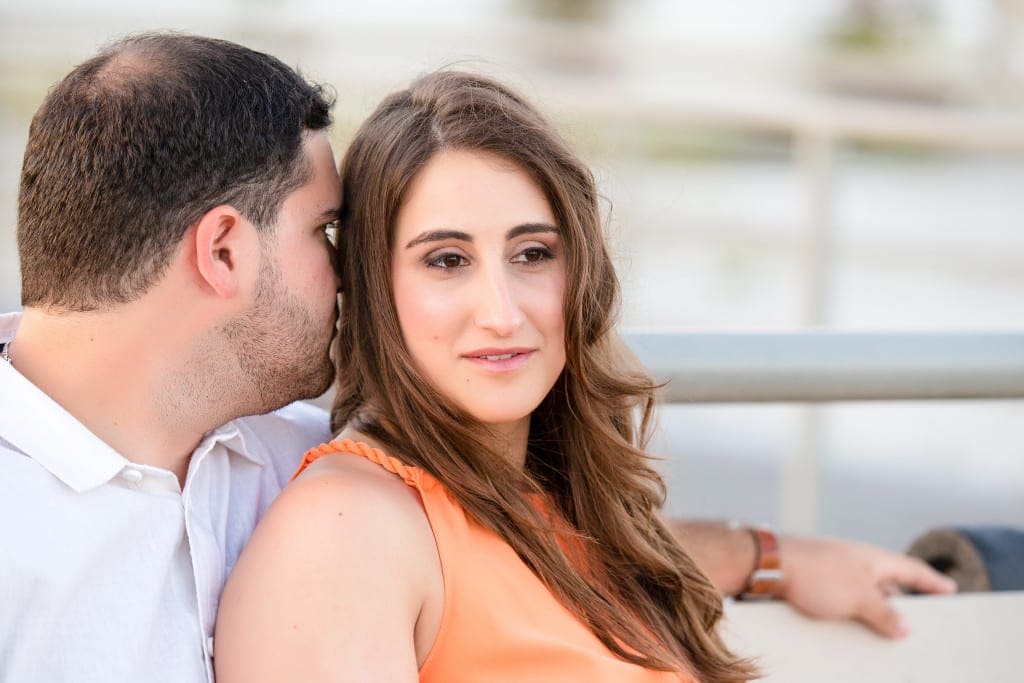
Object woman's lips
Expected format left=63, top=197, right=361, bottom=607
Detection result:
left=462, top=348, right=536, bottom=373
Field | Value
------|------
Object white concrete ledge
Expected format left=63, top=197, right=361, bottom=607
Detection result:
left=723, top=592, right=1024, bottom=682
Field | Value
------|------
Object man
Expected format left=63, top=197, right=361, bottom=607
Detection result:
left=2, top=33, right=339, bottom=682
left=0, top=32, right=952, bottom=683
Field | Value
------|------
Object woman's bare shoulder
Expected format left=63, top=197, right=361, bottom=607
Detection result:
left=214, top=434, right=435, bottom=681
left=255, top=436, right=431, bottom=571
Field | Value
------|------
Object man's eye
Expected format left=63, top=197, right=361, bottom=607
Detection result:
left=323, top=221, right=339, bottom=246
left=428, top=253, right=468, bottom=269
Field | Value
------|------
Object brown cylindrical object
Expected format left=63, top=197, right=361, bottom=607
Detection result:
left=907, top=528, right=992, bottom=593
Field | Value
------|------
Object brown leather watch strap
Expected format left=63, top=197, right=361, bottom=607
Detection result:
left=737, top=526, right=782, bottom=600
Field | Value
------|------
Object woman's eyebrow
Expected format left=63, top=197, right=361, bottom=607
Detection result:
left=404, top=223, right=558, bottom=249
left=405, top=229, right=472, bottom=249
left=506, top=223, right=558, bottom=240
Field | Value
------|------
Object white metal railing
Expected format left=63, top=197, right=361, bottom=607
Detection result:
left=622, top=331, right=1024, bottom=403
left=624, top=330, right=1024, bottom=534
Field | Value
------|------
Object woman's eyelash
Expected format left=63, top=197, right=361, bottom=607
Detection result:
left=513, top=246, right=555, bottom=264
left=426, top=252, right=468, bottom=269
left=423, top=245, right=555, bottom=270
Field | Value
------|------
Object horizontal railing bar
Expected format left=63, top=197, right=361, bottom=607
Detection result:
left=551, top=85, right=1024, bottom=154
left=622, top=331, right=1024, bottom=402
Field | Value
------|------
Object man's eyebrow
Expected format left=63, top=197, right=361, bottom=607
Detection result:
left=316, top=207, right=341, bottom=223
left=405, top=230, right=472, bottom=249
left=506, top=223, right=559, bottom=240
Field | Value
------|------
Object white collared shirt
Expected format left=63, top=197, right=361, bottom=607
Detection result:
left=0, top=312, right=331, bottom=683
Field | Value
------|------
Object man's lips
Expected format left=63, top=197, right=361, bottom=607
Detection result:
left=461, top=348, right=537, bottom=372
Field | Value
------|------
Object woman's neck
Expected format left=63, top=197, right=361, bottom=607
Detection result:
left=488, top=416, right=531, bottom=471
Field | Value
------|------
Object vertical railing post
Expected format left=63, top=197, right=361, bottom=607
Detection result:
left=779, top=129, right=837, bottom=535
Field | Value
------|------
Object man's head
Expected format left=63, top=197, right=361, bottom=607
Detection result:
left=218, top=130, right=343, bottom=410
left=17, top=32, right=333, bottom=311
left=17, top=32, right=341, bottom=412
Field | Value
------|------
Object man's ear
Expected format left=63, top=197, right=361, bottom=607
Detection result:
left=193, top=205, right=258, bottom=298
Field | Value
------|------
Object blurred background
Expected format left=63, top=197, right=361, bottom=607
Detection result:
left=1, top=0, right=1022, bottom=550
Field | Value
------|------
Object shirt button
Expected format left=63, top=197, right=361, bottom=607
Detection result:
left=121, top=468, right=143, bottom=483
left=205, top=636, right=215, bottom=658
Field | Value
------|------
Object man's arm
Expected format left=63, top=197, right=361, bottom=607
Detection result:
left=668, top=520, right=759, bottom=597
left=668, top=519, right=958, bottom=638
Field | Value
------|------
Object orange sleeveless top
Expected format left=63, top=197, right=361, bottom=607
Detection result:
left=293, top=439, right=695, bottom=683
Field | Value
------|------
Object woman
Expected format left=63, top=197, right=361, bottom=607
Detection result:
left=215, top=70, right=755, bottom=682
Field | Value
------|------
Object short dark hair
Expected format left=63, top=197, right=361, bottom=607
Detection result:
left=17, top=32, right=334, bottom=310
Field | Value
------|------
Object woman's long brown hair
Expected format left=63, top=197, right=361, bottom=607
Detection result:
left=332, top=70, right=755, bottom=682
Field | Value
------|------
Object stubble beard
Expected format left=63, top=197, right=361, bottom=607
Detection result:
left=222, top=255, right=336, bottom=416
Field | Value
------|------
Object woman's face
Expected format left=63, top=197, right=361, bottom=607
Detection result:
left=391, top=149, right=567, bottom=435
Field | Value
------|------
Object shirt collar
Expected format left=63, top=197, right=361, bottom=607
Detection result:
left=0, top=313, right=129, bottom=491
left=197, top=419, right=261, bottom=466
left=0, top=311, right=18, bottom=345
left=0, top=311, right=265, bottom=487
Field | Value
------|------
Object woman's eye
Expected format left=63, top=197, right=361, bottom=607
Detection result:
left=428, top=253, right=468, bottom=269
left=513, top=247, right=553, bottom=264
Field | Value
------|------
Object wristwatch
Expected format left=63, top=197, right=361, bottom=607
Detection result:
left=736, top=525, right=783, bottom=600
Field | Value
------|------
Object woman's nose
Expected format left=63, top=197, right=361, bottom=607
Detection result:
left=473, top=266, right=524, bottom=336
